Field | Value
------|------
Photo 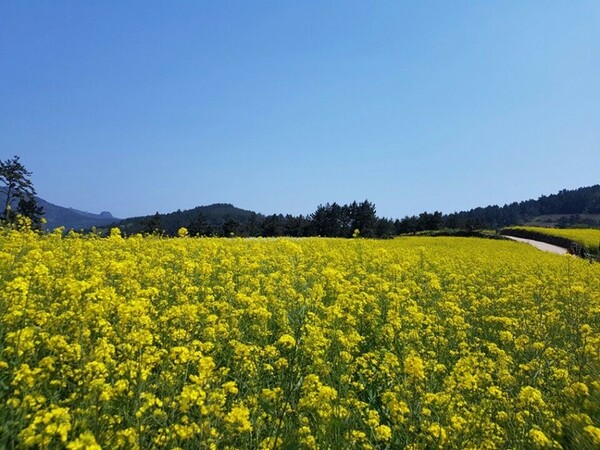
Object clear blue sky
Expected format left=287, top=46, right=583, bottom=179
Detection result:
left=1, top=2, right=599, bottom=219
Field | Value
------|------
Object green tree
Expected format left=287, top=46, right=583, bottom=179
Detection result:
left=0, top=155, right=44, bottom=228
left=16, top=196, right=44, bottom=229
left=349, top=200, right=377, bottom=237
left=140, top=212, right=164, bottom=235
left=188, top=213, right=212, bottom=236
left=311, top=203, right=349, bottom=237
left=222, top=218, right=241, bottom=237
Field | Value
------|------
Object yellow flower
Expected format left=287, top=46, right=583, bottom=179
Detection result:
left=374, top=425, right=392, bottom=441
left=584, top=426, right=600, bottom=445
left=428, top=423, right=446, bottom=444
left=566, top=382, right=589, bottom=397
left=451, top=415, right=467, bottom=431
left=20, top=406, right=72, bottom=446
left=225, top=406, right=252, bottom=433
left=528, top=428, right=552, bottom=447
left=404, top=354, right=425, bottom=381
left=277, top=333, right=296, bottom=349
left=518, top=386, right=545, bottom=407
left=67, top=432, right=101, bottom=450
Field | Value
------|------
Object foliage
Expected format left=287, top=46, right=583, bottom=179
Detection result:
left=1, top=232, right=599, bottom=448
left=0, top=156, right=44, bottom=229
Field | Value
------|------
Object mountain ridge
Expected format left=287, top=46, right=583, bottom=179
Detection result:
left=3, top=184, right=599, bottom=235
left=36, top=197, right=119, bottom=231
left=0, top=187, right=118, bottom=231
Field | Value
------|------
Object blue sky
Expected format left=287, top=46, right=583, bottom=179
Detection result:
left=1, top=2, right=599, bottom=219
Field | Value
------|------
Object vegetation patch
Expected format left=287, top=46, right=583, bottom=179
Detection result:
left=1, top=231, right=599, bottom=448
left=410, top=228, right=505, bottom=240
left=503, top=226, right=600, bottom=259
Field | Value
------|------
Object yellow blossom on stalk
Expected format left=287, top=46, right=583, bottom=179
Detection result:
left=225, top=406, right=252, bottom=433
left=404, top=353, right=425, bottom=381
left=298, top=374, right=338, bottom=420
left=565, top=382, right=589, bottom=397
left=169, top=346, right=191, bottom=364
left=585, top=426, right=600, bottom=445
left=366, top=409, right=380, bottom=427
left=67, top=432, right=101, bottom=450
left=382, top=391, right=410, bottom=424
left=20, top=406, right=72, bottom=447
left=499, top=330, right=514, bottom=343
left=528, top=428, right=553, bottom=447
left=428, top=423, right=446, bottom=445
left=299, top=426, right=318, bottom=449
left=374, top=424, right=392, bottom=441
left=518, top=386, right=545, bottom=407
left=277, top=334, right=296, bottom=349
left=259, top=437, right=283, bottom=449
left=222, top=381, right=239, bottom=395
left=450, top=415, right=467, bottom=431
left=487, top=385, right=504, bottom=399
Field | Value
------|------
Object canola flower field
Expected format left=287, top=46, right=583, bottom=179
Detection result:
left=1, top=228, right=599, bottom=449
left=506, top=227, right=600, bottom=254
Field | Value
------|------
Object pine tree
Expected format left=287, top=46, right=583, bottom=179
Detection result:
left=0, top=156, right=44, bottom=229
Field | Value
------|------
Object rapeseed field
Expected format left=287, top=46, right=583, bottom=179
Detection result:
left=1, top=228, right=599, bottom=449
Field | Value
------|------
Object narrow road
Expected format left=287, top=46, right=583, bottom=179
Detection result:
left=503, top=236, right=569, bottom=255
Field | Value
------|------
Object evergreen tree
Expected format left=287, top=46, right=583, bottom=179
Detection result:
left=141, top=212, right=164, bottom=235
left=0, top=156, right=44, bottom=229
left=311, top=203, right=349, bottom=237
left=17, top=196, right=44, bottom=230
left=222, top=219, right=241, bottom=237
left=188, top=213, right=212, bottom=236
left=349, top=200, right=377, bottom=237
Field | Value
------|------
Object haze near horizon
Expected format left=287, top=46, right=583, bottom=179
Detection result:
left=1, top=2, right=598, bottom=219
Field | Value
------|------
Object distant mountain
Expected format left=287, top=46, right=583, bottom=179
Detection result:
left=0, top=188, right=118, bottom=230
left=36, top=197, right=119, bottom=231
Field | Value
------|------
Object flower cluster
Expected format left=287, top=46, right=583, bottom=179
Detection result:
left=0, top=228, right=599, bottom=448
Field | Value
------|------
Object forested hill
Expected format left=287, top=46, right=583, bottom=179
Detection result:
left=418, top=184, right=600, bottom=232
left=114, top=203, right=261, bottom=236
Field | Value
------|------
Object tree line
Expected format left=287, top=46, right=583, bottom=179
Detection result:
left=128, top=185, right=600, bottom=237
left=128, top=200, right=399, bottom=238
left=2, top=155, right=600, bottom=237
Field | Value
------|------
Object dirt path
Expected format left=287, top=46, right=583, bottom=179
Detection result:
left=503, top=236, right=569, bottom=255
